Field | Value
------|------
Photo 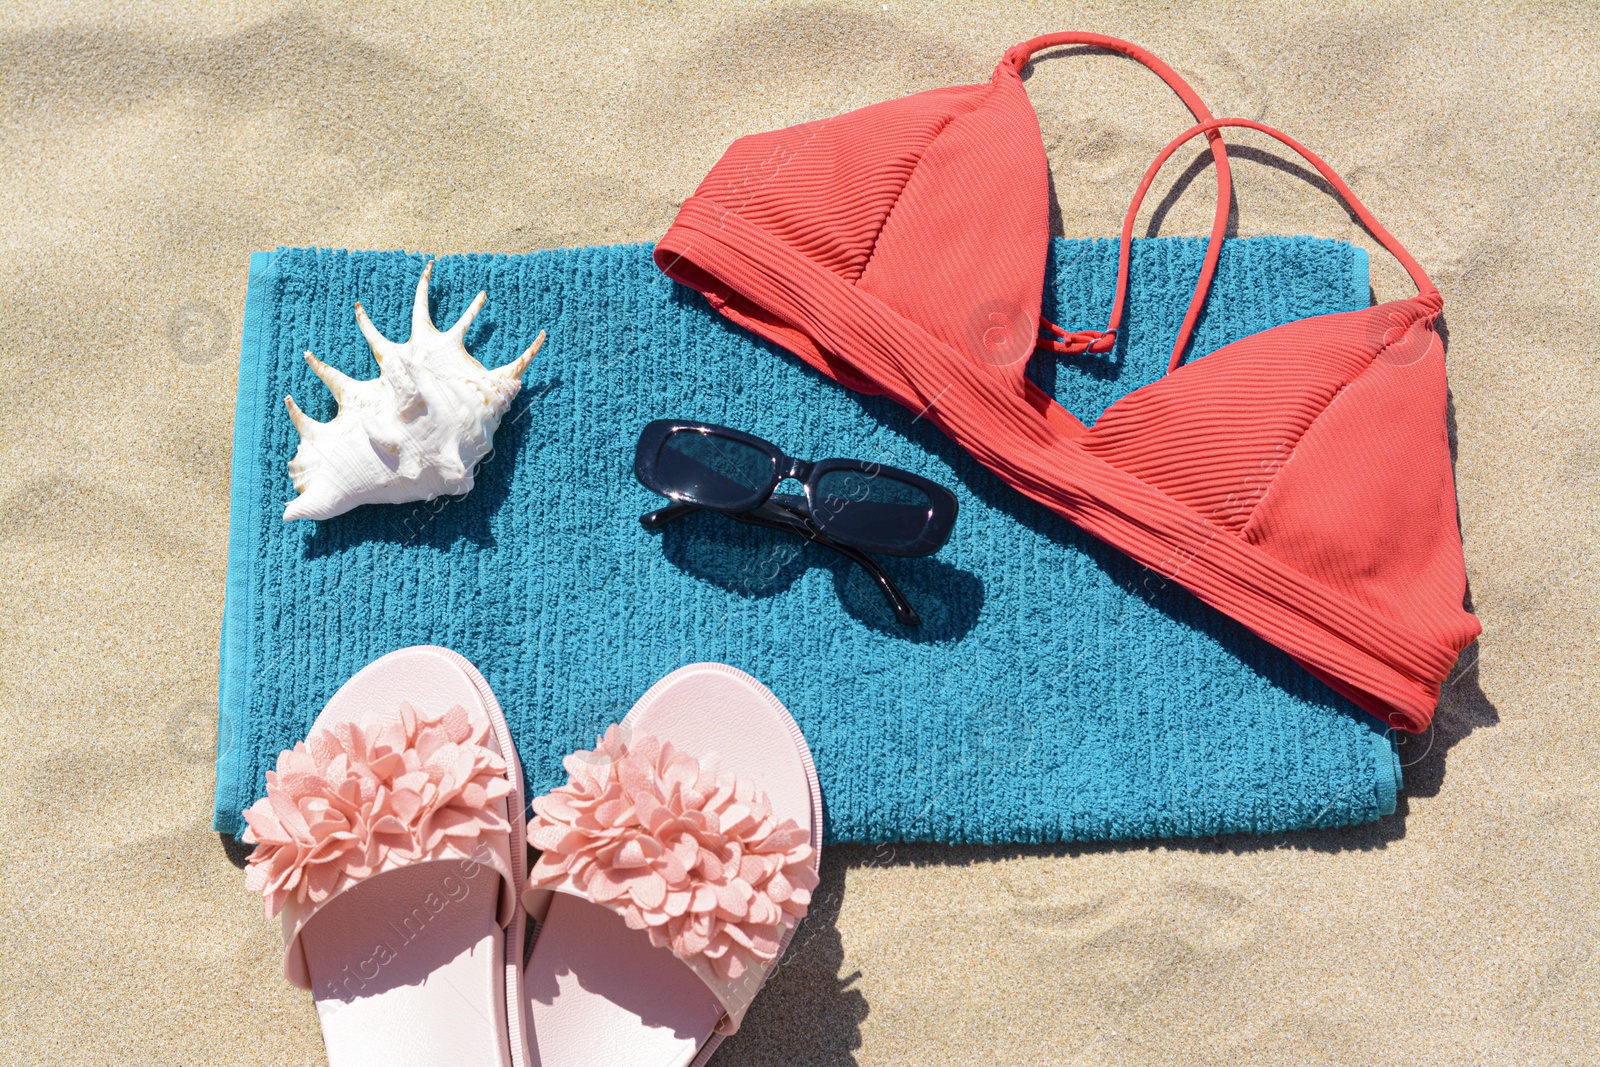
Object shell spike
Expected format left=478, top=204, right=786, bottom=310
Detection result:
left=283, top=483, right=344, bottom=522
left=354, top=302, right=400, bottom=366
left=284, top=395, right=323, bottom=437
left=304, top=351, right=358, bottom=406
left=412, top=260, right=438, bottom=337
left=493, top=330, right=545, bottom=382
left=448, top=291, right=488, bottom=343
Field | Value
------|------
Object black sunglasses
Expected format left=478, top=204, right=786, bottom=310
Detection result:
left=633, top=420, right=959, bottom=626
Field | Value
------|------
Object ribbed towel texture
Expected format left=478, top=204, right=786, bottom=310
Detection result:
left=216, top=237, right=1400, bottom=844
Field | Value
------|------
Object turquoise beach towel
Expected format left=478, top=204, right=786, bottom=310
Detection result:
left=215, top=237, right=1399, bottom=844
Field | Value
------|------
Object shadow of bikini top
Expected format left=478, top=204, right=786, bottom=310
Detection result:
left=654, top=32, right=1480, bottom=732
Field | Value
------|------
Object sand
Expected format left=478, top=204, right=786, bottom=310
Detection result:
left=1, top=2, right=1595, bottom=1064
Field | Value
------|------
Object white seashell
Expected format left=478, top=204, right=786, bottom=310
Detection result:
left=282, top=261, right=545, bottom=522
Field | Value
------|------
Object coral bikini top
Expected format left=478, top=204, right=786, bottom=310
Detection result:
left=655, top=33, right=1480, bottom=732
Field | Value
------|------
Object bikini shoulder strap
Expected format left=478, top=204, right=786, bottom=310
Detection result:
left=1000, top=33, right=1231, bottom=362
left=1118, top=117, right=1441, bottom=373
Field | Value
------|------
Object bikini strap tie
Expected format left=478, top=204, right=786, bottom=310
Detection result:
left=1038, top=317, right=1116, bottom=355
left=999, top=33, right=1231, bottom=367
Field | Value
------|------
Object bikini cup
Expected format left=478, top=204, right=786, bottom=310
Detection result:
left=1052, top=117, right=1478, bottom=732
left=653, top=36, right=1480, bottom=732
left=655, top=31, right=1231, bottom=401
left=999, top=122, right=1477, bottom=732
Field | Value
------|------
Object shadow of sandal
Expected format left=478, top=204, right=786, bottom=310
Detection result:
left=710, top=853, right=868, bottom=1066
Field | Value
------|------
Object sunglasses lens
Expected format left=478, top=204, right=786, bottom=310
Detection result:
left=655, top=429, right=776, bottom=510
left=813, top=469, right=935, bottom=551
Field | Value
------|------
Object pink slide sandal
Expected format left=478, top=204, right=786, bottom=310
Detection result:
left=240, top=646, right=530, bottom=1067
left=520, top=662, right=823, bottom=1066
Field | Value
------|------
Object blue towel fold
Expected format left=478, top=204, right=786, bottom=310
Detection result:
left=215, top=237, right=1399, bottom=845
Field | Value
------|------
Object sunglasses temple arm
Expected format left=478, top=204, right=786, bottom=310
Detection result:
left=722, top=505, right=922, bottom=626
left=639, top=501, right=699, bottom=528
left=804, top=534, right=922, bottom=628
left=645, top=498, right=922, bottom=626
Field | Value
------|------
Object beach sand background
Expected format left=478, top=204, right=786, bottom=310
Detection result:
left=1, top=2, right=1596, bottom=1064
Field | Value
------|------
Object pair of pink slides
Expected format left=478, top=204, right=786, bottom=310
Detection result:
left=240, top=646, right=823, bottom=1066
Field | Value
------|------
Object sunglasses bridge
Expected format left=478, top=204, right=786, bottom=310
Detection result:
left=771, top=455, right=815, bottom=489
